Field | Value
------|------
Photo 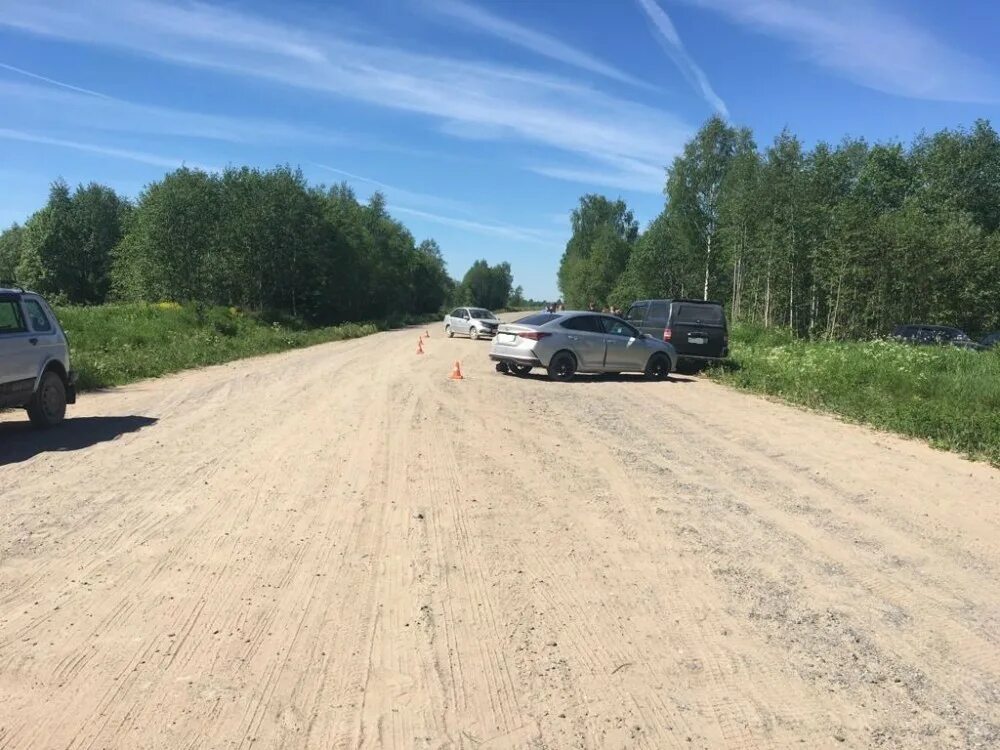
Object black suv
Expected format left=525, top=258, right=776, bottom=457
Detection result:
left=891, top=324, right=982, bottom=350
left=625, top=299, right=728, bottom=372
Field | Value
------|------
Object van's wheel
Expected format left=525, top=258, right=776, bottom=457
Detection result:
left=645, top=353, right=671, bottom=381
left=27, top=371, right=67, bottom=427
left=547, top=352, right=576, bottom=382
left=446, top=325, right=453, bottom=338
left=509, top=363, right=532, bottom=377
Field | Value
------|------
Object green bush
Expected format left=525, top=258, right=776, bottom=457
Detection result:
left=708, top=324, right=1000, bottom=466
left=55, top=302, right=400, bottom=390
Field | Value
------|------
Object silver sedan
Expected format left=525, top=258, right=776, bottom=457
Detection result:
left=443, top=307, right=500, bottom=340
left=489, top=311, right=677, bottom=381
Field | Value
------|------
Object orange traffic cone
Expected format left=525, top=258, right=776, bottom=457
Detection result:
left=449, top=360, right=464, bottom=380
left=416, top=338, right=425, bottom=355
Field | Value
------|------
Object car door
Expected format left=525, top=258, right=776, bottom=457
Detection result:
left=642, top=301, right=669, bottom=339
left=601, top=317, right=647, bottom=371
left=559, top=315, right=606, bottom=370
left=0, top=296, right=35, bottom=401
left=669, top=302, right=727, bottom=359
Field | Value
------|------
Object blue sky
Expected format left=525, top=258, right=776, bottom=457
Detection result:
left=2, top=0, right=998, bottom=300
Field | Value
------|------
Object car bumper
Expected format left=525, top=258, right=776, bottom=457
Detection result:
left=67, top=370, right=78, bottom=404
left=489, top=353, right=542, bottom=366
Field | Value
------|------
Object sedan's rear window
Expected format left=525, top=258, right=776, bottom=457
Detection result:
left=561, top=315, right=602, bottom=332
left=673, top=303, right=724, bottom=325
left=517, top=313, right=560, bottom=326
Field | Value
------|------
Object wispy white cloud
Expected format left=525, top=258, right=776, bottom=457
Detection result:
left=0, top=0, right=691, bottom=180
left=427, top=0, right=651, bottom=90
left=0, top=128, right=216, bottom=171
left=312, top=162, right=474, bottom=215
left=635, top=0, right=728, bottom=116
left=392, top=206, right=562, bottom=246
left=529, top=153, right=665, bottom=194
left=313, top=163, right=562, bottom=244
left=0, top=80, right=347, bottom=146
left=676, top=0, right=997, bottom=103
left=0, top=61, right=111, bottom=98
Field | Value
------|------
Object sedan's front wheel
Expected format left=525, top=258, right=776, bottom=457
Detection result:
left=469, top=327, right=479, bottom=341
left=644, top=353, right=671, bottom=381
left=547, top=352, right=576, bottom=382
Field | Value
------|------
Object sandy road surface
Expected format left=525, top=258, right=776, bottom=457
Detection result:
left=1, top=321, right=999, bottom=750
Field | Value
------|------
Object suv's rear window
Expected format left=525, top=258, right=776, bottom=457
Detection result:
left=517, top=313, right=560, bottom=326
left=0, top=300, right=26, bottom=333
left=24, top=299, right=53, bottom=332
left=673, top=303, right=724, bottom=325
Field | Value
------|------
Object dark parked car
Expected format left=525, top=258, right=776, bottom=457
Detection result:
left=624, top=299, right=728, bottom=372
left=891, top=324, right=982, bottom=350
left=980, top=332, right=1000, bottom=350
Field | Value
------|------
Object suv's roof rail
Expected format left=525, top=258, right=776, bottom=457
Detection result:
left=0, top=280, right=25, bottom=292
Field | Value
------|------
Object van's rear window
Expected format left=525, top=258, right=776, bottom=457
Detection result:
left=674, top=304, right=724, bottom=325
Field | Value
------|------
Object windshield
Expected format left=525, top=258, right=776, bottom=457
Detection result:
left=469, top=309, right=495, bottom=320
left=517, top=313, right=560, bottom=326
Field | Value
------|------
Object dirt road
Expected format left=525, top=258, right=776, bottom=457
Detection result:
left=1, top=323, right=999, bottom=749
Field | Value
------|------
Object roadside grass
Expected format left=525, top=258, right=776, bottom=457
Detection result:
left=708, top=324, right=1000, bottom=467
left=56, top=302, right=429, bottom=390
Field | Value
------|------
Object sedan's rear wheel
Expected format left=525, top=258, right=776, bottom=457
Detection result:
left=644, top=353, right=671, bottom=381
left=446, top=325, right=453, bottom=338
left=27, top=371, right=67, bottom=427
left=547, top=351, right=576, bottom=382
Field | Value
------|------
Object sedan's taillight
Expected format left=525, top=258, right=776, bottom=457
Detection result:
left=663, top=327, right=672, bottom=341
left=518, top=331, right=551, bottom=341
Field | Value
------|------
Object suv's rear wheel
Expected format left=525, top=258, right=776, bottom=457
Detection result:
left=644, top=353, right=671, bottom=381
left=27, top=371, right=67, bottom=427
left=547, top=351, right=576, bottom=382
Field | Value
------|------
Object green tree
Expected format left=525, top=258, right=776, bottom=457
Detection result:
left=460, top=259, right=513, bottom=309
left=0, top=223, right=25, bottom=282
left=113, top=168, right=221, bottom=303
left=664, top=116, right=745, bottom=301
left=17, top=180, right=78, bottom=300
left=558, top=194, right=638, bottom=307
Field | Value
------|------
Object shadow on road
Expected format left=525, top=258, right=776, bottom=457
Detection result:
left=506, top=372, right=698, bottom=384
left=0, top=416, right=158, bottom=467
